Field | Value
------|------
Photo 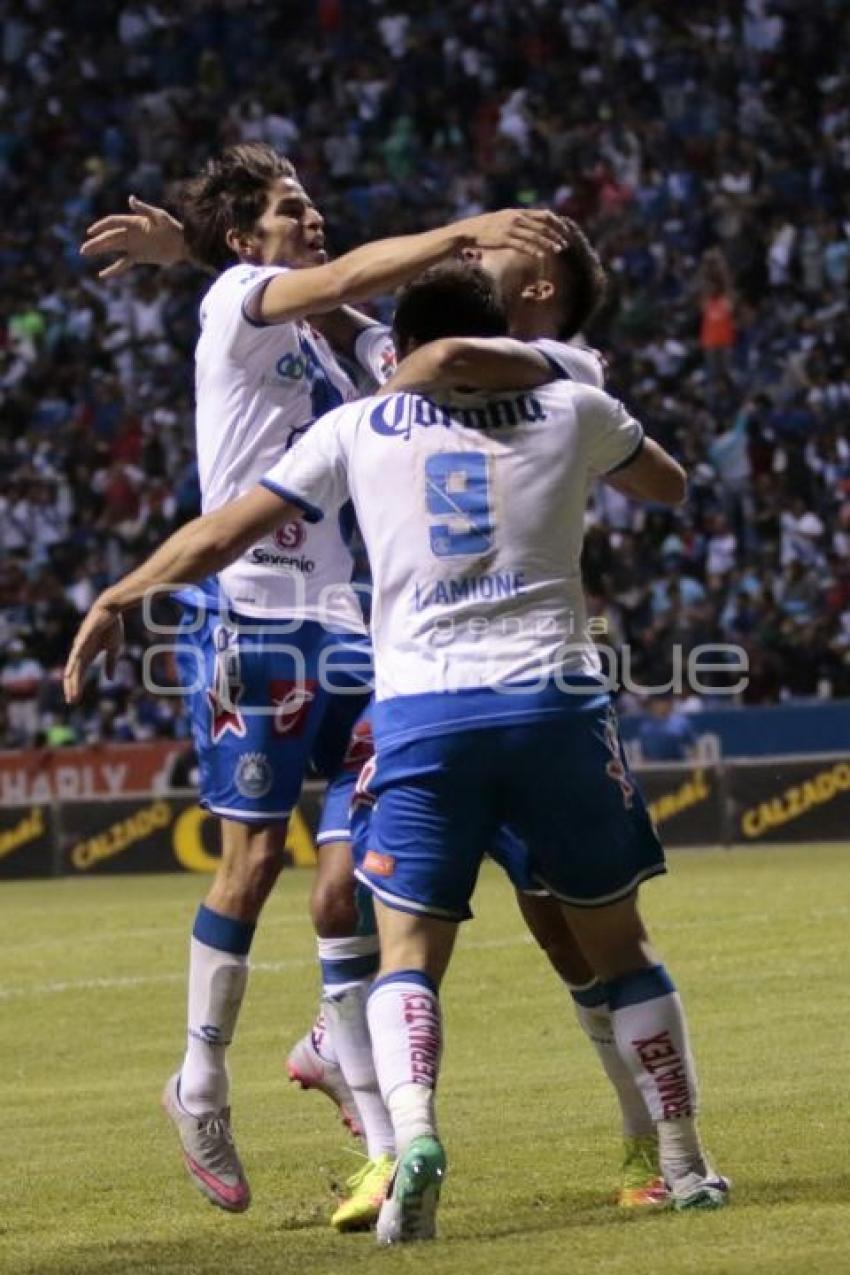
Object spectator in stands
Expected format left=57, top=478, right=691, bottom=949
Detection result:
left=1, top=0, right=848, bottom=746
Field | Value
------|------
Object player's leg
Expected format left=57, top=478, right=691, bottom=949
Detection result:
left=165, top=604, right=327, bottom=1212
left=290, top=687, right=396, bottom=1227
left=316, top=861, right=399, bottom=1233
left=513, top=887, right=662, bottom=1207
left=286, top=834, right=369, bottom=1139
left=356, top=730, right=493, bottom=1244
left=555, top=892, right=728, bottom=1210
left=366, top=901, right=456, bottom=1245
left=162, top=814, right=287, bottom=1211
left=505, top=701, right=728, bottom=1212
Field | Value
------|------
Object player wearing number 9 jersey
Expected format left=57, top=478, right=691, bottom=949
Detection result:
left=255, top=266, right=727, bottom=1236
left=315, top=235, right=677, bottom=1212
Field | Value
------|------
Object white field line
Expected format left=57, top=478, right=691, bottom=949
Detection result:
left=0, top=935, right=535, bottom=1002
left=1, top=912, right=309, bottom=955
left=3, top=905, right=848, bottom=1003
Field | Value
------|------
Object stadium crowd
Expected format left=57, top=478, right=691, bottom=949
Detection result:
left=2, top=0, right=850, bottom=747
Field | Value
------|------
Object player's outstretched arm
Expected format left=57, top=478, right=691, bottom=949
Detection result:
left=81, top=197, right=189, bottom=279
left=253, top=210, right=570, bottom=326
left=605, top=437, right=687, bottom=507
left=63, top=487, right=297, bottom=702
left=384, top=338, right=554, bottom=394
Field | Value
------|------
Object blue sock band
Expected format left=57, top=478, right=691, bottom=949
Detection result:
left=606, top=964, right=676, bottom=1011
left=369, top=969, right=436, bottom=998
left=192, top=904, right=256, bottom=957
left=320, top=951, right=380, bottom=985
left=570, top=980, right=609, bottom=1009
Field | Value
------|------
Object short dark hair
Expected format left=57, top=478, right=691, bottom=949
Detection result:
left=557, top=218, right=607, bottom=338
left=392, top=262, right=508, bottom=352
left=179, top=144, right=296, bottom=273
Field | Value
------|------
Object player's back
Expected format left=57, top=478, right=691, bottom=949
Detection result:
left=333, top=379, right=643, bottom=697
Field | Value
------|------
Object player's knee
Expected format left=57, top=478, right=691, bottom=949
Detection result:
left=537, top=932, right=595, bottom=986
left=310, top=872, right=358, bottom=936
left=219, top=825, right=287, bottom=896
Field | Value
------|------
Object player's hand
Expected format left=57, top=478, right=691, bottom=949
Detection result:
left=460, top=208, right=570, bottom=258
left=80, top=196, right=187, bottom=279
left=63, top=602, right=125, bottom=703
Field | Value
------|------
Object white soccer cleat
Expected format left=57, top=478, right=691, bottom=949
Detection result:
left=670, top=1168, right=731, bottom=1211
left=286, top=1031, right=364, bottom=1139
left=161, top=1073, right=251, bottom=1212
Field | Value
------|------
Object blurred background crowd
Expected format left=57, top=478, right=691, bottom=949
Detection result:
left=2, top=0, right=850, bottom=749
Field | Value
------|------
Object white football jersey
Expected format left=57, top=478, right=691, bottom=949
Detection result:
left=261, top=382, right=643, bottom=700
left=194, top=264, right=364, bottom=630
left=353, top=323, right=606, bottom=389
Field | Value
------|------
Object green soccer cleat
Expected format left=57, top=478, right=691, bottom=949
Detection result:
left=617, top=1134, right=669, bottom=1209
left=376, top=1136, right=447, bottom=1244
left=331, top=1153, right=395, bottom=1232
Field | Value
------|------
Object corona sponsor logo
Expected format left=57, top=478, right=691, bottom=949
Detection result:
left=0, top=806, right=45, bottom=861
left=70, top=800, right=172, bottom=872
left=741, top=761, right=850, bottom=839
left=649, top=768, right=710, bottom=826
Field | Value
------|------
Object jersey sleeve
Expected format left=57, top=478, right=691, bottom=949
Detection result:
left=354, top=324, right=398, bottom=387
left=202, top=264, right=290, bottom=352
left=531, top=339, right=606, bottom=388
left=259, top=406, right=351, bottom=523
left=580, top=388, right=645, bottom=476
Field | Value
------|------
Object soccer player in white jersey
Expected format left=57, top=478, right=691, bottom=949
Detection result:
left=80, top=143, right=569, bottom=1214
left=65, top=263, right=728, bottom=1240
left=84, top=201, right=667, bottom=1213
left=327, top=228, right=670, bottom=1212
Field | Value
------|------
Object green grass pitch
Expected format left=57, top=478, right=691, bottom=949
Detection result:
left=2, top=844, right=850, bottom=1275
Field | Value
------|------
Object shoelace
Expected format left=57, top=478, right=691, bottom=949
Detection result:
left=199, top=1116, right=233, bottom=1142
left=344, top=1151, right=372, bottom=1191
left=194, top=1114, right=237, bottom=1172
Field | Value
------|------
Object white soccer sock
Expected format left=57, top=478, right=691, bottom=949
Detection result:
left=569, top=983, right=655, bottom=1138
left=179, top=906, right=254, bottom=1117
left=607, top=965, right=706, bottom=1183
left=367, top=974, right=442, bottom=1156
left=314, top=933, right=380, bottom=1068
left=307, top=1007, right=338, bottom=1066
left=324, top=981, right=396, bottom=1159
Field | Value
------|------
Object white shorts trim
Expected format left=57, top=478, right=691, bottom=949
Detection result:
left=316, top=828, right=352, bottom=846
left=536, top=863, right=667, bottom=909
left=354, top=869, right=465, bottom=922
left=207, top=804, right=292, bottom=823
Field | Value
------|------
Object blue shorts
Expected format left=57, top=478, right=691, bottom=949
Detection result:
left=175, top=603, right=371, bottom=823
left=354, top=696, right=665, bottom=921
left=324, top=704, right=548, bottom=895
left=318, top=707, right=375, bottom=846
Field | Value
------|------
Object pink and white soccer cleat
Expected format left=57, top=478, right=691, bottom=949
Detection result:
left=286, top=1029, right=363, bottom=1139
left=161, top=1073, right=251, bottom=1213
